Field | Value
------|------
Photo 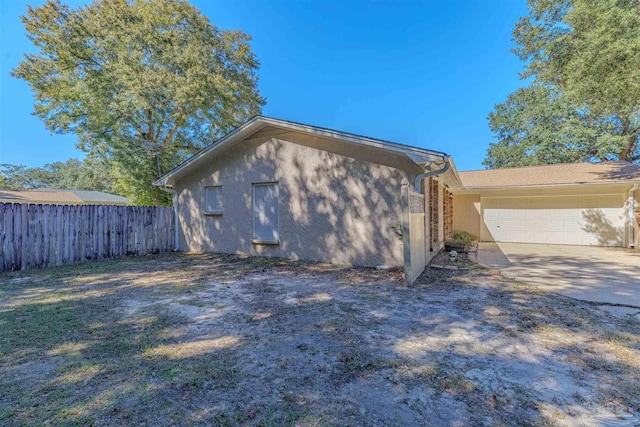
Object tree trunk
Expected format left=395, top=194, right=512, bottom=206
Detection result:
left=619, top=116, right=638, bottom=162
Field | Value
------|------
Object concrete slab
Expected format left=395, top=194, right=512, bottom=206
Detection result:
left=477, top=242, right=640, bottom=307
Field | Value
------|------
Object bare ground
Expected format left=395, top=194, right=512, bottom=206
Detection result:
left=0, top=253, right=638, bottom=426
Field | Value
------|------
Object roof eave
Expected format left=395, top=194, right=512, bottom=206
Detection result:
left=457, top=180, right=640, bottom=192
left=153, top=116, right=448, bottom=187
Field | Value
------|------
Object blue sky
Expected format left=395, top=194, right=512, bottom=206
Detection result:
left=0, top=0, right=527, bottom=172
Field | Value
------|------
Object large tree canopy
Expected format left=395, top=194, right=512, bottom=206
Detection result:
left=485, top=0, right=640, bottom=167
left=13, top=0, right=264, bottom=205
left=484, top=84, right=628, bottom=168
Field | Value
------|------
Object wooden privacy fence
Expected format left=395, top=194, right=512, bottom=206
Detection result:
left=0, top=203, right=174, bottom=273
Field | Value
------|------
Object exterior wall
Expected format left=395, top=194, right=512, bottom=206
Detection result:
left=428, top=177, right=446, bottom=251
left=452, top=194, right=480, bottom=238
left=174, top=135, right=412, bottom=266
left=443, top=189, right=453, bottom=240
left=437, top=180, right=444, bottom=249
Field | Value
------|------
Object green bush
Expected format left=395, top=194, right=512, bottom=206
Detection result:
left=452, top=231, right=477, bottom=244
left=445, top=231, right=478, bottom=251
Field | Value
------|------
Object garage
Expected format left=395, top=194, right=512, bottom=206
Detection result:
left=452, top=161, right=640, bottom=249
left=481, top=195, right=626, bottom=246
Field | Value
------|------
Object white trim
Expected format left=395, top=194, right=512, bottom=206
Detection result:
left=480, top=193, right=625, bottom=199
left=252, top=182, right=280, bottom=245
left=460, top=181, right=640, bottom=191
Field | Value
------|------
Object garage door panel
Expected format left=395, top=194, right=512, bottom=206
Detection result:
left=481, top=195, right=624, bottom=246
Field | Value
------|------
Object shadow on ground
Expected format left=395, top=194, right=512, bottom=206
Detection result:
left=0, top=253, right=638, bottom=426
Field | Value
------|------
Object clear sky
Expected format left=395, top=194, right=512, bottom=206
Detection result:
left=0, top=0, right=528, bottom=172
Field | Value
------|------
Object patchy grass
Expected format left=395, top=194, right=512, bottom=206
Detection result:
left=0, top=252, right=638, bottom=426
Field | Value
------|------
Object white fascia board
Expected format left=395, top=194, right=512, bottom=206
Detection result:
left=454, top=180, right=640, bottom=194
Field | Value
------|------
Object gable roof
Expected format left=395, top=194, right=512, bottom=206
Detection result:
left=154, top=116, right=448, bottom=187
left=0, top=189, right=130, bottom=205
left=459, top=161, right=640, bottom=189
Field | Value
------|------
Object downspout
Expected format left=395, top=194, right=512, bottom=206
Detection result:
left=628, top=184, right=638, bottom=248
left=415, top=155, right=451, bottom=192
left=160, top=186, right=180, bottom=251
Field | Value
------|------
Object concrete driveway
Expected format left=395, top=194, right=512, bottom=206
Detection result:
left=477, top=242, right=640, bottom=308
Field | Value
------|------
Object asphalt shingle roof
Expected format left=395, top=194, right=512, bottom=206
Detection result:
left=459, top=161, right=640, bottom=189
left=0, top=189, right=130, bottom=205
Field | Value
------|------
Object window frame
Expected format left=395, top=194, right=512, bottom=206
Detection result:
left=251, top=182, right=280, bottom=245
left=204, top=185, right=223, bottom=215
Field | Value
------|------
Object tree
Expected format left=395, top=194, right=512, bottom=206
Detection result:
left=484, top=84, right=628, bottom=168
left=0, top=164, right=52, bottom=190
left=13, top=0, right=264, bottom=205
left=0, top=157, right=117, bottom=192
left=485, top=0, right=640, bottom=167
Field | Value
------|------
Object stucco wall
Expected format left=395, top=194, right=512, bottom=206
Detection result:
left=174, top=134, right=413, bottom=266
left=452, top=194, right=480, bottom=238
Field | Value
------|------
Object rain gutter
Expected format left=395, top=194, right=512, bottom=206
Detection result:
left=414, top=155, right=451, bottom=192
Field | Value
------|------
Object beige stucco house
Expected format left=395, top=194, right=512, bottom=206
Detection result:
left=452, top=162, right=640, bottom=249
left=154, top=116, right=460, bottom=278
left=155, top=116, right=639, bottom=283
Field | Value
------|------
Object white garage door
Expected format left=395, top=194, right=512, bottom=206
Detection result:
left=481, top=195, right=625, bottom=246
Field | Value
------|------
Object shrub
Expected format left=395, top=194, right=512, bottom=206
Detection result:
left=452, top=231, right=477, bottom=244
left=445, top=231, right=478, bottom=252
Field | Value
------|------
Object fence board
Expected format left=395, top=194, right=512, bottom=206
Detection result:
left=0, top=205, right=4, bottom=271
left=31, top=205, right=40, bottom=268
left=0, top=203, right=174, bottom=273
left=13, top=204, right=21, bottom=271
left=5, top=205, right=14, bottom=271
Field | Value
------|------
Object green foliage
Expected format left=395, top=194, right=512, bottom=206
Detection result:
left=0, top=164, right=51, bottom=190
left=446, top=231, right=477, bottom=251
left=0, top=157, right=117, bottom=193
left=514, top=0, right=640, bottom=117
left=452, top=231, right=477, bottom=244
left=12, top=0, right=264, bottom=205
left=485, top=84, right=628, bottom=168
left=486, top=0, right=640, bottom=167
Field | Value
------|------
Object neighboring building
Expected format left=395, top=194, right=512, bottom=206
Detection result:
left=453, top=161, right=640, bottom=248
left=154, top=116, right=460, bottom=271
left=0, top=189, right=130, bottom=206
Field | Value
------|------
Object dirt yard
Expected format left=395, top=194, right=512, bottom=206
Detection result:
left=0, top=253, right=638, bottom=426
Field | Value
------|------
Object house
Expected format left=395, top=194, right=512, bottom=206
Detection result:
left=0, top=189, right=130, bottom=205
left=154, top=116, right=640, bottom=283
left=452, top=162, right=640, bottom=249
left=154, top=116, right=461, bottom=280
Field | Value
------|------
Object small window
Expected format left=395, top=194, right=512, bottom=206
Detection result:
left=252, top=183, right=279, bottom=244
left=205, top=186, right=222, bottom=214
